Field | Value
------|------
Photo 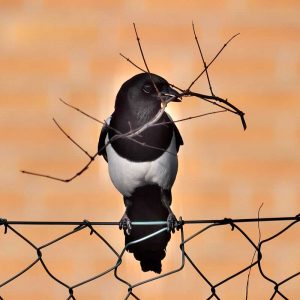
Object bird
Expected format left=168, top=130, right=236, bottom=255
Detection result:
left=98, top=72, right=183, bottom=274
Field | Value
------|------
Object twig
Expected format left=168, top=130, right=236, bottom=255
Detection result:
left=186, top=91, right=247, bottom=130
left=188, top=32, right=240, bottom=91
left=192, top=22, right=214, bottom=96
left=120, top=25, right=245, bottom=129
left=53, top=118, right=93, bottom=159
left=21, top=152, right=98, bottom=183
left=119, top=53, right=147, bottom=73
left=59, top=98, right=104, bottom=125
left=60, top=101, right=176, bottom=156
left=119, top=52, right=247, bottom=129
left=133, top=23, right=161, bottom=97
left=133, top=23, right=151, bottom=75
left=22, top=24, right=246, bottom=183
left=153, top=109, right=227, bottom=127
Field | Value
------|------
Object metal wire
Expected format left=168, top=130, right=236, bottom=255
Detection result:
left=0, top=214, right=299, bottom=299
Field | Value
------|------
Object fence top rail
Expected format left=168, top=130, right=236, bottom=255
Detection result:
left=1, top=215, right=299, bottom=226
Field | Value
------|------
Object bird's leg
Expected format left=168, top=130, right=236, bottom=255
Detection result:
left=161, top=189, right=177, bottom=233
left=119, top=197, right=133, bottom=235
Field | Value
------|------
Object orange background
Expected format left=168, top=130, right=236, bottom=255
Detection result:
left=0, top=0, right=299, bottom=299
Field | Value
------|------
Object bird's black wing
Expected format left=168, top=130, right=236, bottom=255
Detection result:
left=173, top=123, right=183, bottom=152
left=165, top=113, right=183, bottom=152
left=98, top=117, right=111, bottom=162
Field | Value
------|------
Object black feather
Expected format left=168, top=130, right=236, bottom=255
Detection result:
left=98, top=121, right=109, bottom=161
left=125, top=185, right=171, bottom=274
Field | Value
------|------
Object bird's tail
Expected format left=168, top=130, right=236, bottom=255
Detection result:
left=124, top=185, right=171, bottom=274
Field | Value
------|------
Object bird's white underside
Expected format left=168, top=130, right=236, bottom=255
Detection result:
left=105, top=117, right=178, bottom=197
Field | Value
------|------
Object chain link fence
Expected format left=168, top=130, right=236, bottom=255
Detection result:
left=0, top=215, right=299, bottom=299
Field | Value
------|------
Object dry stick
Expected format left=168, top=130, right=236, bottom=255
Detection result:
left=22, top=26, right=245, bottom=183
left=192, top=22, right=214, bottom=96
left=21, top=99, right=103, bottom=182
left=119, top=33, right=246, bottom=129
left=119, top=53, right=147, bottom=73
left=133, top=23, right=151, bottom=74
left=101, top=106, right=225, bottom=159
left=153, top=110, right=227, bottom=127
left=52, top=118, right=93, bottom=159
left=21, top=100, right=176, bottom=182
left=133, top=23, right=161, bottom=99
left=60, top=97, right=226, bottom=133
left=21, top=151, right=99, bottom=183
left=118, top=56, right=239, bottom=118
left=60, top=98, right=176, bottom=155
left=186, top=91, right=247, bottom=130
left=60, top=98, right=225, bottom=152
left=59, top=98, right=127, bottom=138
left=21, top=130, right=174, bottom=182
left=22, top=99, right=224, bottom=183
left=129, top=103, right=166, bottom=138
left=59, top=98, right=104, bottom=125
left=59, top=98, right=120, bottom=135
left=175, top=110, right=227, bottom=123
left=188, top=32, right=240, bottom=91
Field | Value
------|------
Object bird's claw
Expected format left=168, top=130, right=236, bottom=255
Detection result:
left=119, top=214, right=132, bottom=235
left=167, top=213, right=178, bottom=233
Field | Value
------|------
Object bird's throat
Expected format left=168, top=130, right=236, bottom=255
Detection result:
left=132, top=103, right=160, bottom=126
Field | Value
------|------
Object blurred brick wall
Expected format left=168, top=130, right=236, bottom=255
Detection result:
left=0, top=0, right=299, bottom=299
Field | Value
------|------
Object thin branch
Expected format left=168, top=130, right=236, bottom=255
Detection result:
left=59, top=100, right=175, bottom=155
left=120, top=27, right=245, bottom=129
left=169, top=83, right=185, bottom=92
left=186, top=91, right=246, bottom=130
left=192, top=22, right=214, bottom=96
left=59, top=98, right=104, bottom=125
left=153, top=110, right=227, bottom=127
left=130, top=102, right=166, bottom=138
left=103, top=102, right=176, bottom=157
left=174, top=109, right=227, bottom=123
left=53, top=118, right=93, bottom=159
left=188, top=32, right=240, bottom=91
left=21, top=152, right=98, bottom=183
left=133, top=23, right=151, bottom=74
left=59, top=98, right=122, bottom=136
left=22, top=100, right=180, bottom=183
left=119, top=53, right=147, bottom=73
left=133, top=23, right=161, bottom=98
left=118, top=61, right=247, bottom=130
left=125, top=136, right=176, bottom=157
left=22, top=25, right=246, bottom=184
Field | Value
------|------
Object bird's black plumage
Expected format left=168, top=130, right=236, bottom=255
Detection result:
left=125, top=184, right=170, bottom=274
left=98, top=73, right=183, bottom=161
left=98, top=73, right=183, bottom=273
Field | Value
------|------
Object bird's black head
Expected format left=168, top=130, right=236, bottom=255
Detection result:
left=115, top=73, right=181, bottom=120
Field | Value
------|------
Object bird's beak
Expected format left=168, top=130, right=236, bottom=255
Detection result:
left=160, top=86, right=182, bottom=102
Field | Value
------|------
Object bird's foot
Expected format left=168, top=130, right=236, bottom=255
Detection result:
left=167, top=213, right=178, bottom=233
left=119, top=213, right=132, bottom=235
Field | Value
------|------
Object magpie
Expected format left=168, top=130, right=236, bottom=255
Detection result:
left=98, top=73, right=183, bottom=274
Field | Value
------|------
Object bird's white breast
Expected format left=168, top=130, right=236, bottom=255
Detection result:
left=105, top=131, right=178, bottom=197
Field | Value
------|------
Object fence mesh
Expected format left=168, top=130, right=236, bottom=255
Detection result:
left=0, top=215, right=299, bottom=299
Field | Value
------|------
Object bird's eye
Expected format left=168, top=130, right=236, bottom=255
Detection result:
left=142, top=84, right=152, bottom=94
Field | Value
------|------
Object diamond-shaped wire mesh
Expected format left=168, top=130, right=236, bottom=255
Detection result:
left=0, top=215, right=299, bottom=299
